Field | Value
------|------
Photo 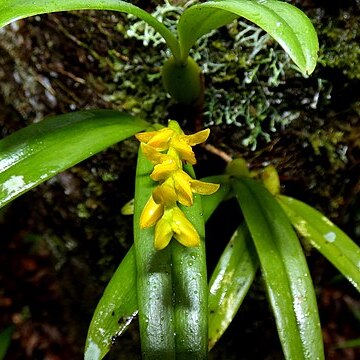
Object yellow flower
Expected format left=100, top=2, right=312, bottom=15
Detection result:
left=154, top=216, right=173, bottom=250
left=169, top=128, right=210, bottom=164
left=150, top=152, right=181, bottom=182
left=140, top=196, right=164, bottom=228
left=153, top=168, right=220, bottom=207
left=170, top=207, right=200, bottom=248
left=135, top=128, right=174, bottom=151
left=152, top=177, right=178, bottom=205
left=172, top=170, right=193, bottom=206
left=136, top=121, right=219, bottom=250
left=136, top=122, right=210, bottom=164
left=154, top=207, right=200, bottom=250
left=140, top=142, right=169, bottom=165
left=141, top=142, right=219, bottom=207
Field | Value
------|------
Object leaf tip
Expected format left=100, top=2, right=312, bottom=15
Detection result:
left=84, top=339, right=102, bottom=360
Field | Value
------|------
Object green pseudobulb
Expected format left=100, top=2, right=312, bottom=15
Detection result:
left=162, top=56, right=203, bottom=105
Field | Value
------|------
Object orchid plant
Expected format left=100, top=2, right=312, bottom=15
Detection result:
left=1, top=1, right=359, bottom=360
left=0, top=0, right=319, bottom=105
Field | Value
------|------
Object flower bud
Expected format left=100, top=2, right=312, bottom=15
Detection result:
left=140, top=196, right=164, bottom=228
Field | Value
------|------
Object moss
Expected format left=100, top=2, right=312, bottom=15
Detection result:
left=191, top=20, right=306, bottom=149
left=317, top=11, right=360, bottom=79
left=308, top=129, right=347, bottom=168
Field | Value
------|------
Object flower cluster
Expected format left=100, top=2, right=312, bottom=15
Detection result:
left=136, top=121, right=220, bottom=250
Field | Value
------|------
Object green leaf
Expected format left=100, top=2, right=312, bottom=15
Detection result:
left=133, top=145, right=176, bottom=358
left=178, top=0, right=319, bottom=75
left=208, top=223, right=258, bottom=350
left=0, top=326, right=14, bottom=360
left=233, top=177, right=324, bottom=360
left=335, top=338, right=360, bottom=349
left=171, top=164, right=208, bottom=359
left=0, top=110, right=148, bottom=209
left=84, top=250, right=137, bottom=360
left=133, top=153, right=211, bottom=358
left=0, top=0, right=180, bottom=59
left=278, top=195, right=360, bottom=292
left=171, top=202, right=208, bottom=359
left=84, top=175, right=229, bottom=359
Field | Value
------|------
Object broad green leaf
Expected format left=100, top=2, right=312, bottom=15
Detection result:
left=178, top=0, right=319, bottom=75
left=171, top=164, right=208, bottom=358
left=133, top=145, right=176, bottom=358
left=171, top=201, right=208, bottom=358
left=134, top=152, right=210, bottom=358
left=233, top=177, right=323, bottom=360
left=84, top=250, right=137, bottom=360
left=0, top=0, right=180, bottom=59
left=84, top=176, right=229, bottom=359
left=278, top=195, right=360, bottom=292
left=0, top=110, right=149, bottom=209
left=208, top=223, right=258, bottom=350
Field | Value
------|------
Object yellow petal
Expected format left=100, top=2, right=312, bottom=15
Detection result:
left=173, top=170, right=193, bottom=207
left=140, top=143, right=165, bottom=164
left=147, top=128, right=174, bottom=151
left=170, top=136, right=196, bottom=164
left=151, top=158, right=179, bottom=181
left=140, top=196, right=164, bottom=228
left=171, top=207, right=200, bottom=247
left=135, top=131, right=157, bottom=143
left=152, top=179, right=177, bottom=205
left=136, top=128, right=174, bottom=151
left=166, top=147, right=182, bottom=164
left=154, top=216, right=173, bottom=250
left=186, top=128, right=210, bottom=146
left=190, top=180, right=220, bottom=195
